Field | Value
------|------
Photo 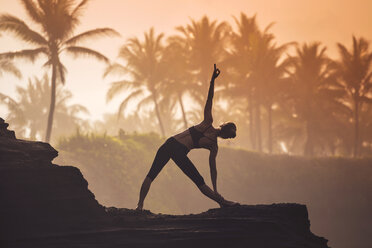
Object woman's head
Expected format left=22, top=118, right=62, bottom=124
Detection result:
left=218, top=122, right=237, bottom=139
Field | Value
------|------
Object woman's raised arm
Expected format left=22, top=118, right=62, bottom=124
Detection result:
left=203, top=64, right=220, bottom=124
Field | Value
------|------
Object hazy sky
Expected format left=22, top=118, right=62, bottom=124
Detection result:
left=0, top=0, right=371, bottom=121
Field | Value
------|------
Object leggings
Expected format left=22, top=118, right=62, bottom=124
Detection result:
left=146, top=137, right=205, bottom=187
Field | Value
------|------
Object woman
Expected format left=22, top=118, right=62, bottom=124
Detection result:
left=136, top=64, right=239, bottom=210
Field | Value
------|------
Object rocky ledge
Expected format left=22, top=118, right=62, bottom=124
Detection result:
left=0, top=118, right=329, bottom=248
left=101, top=204, right=328, bottom=248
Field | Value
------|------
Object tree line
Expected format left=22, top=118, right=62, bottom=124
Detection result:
left=104, top=14, right=372, bottom=157
left=1, top=0, right=372, bottom=157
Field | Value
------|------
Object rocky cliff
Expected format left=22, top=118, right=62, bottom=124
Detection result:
left=0, top=118, right=329, bottom=248
left=0, top=118, right=106, bottom=241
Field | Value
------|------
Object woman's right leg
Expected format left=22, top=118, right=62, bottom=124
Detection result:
left=171, top=152, right=228, bottom=206
left=136, top=141, right=171, bottom=210
left=171, top=151, right=239, bottom=207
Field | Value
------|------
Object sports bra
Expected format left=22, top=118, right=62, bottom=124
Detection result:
left=188, top=125, right=215, bottom=148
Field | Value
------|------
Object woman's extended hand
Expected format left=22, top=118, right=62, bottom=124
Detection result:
left=212, top=64, right=220, bottom=79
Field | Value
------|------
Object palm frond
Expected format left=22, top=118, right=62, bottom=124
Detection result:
left=0, top=14, right=47, bottom=45
left=0, top=93, right=23, bottom=122
left=0, top=92, right=17, bottom=105
left=56, top=89, right=73, bottom=106
left=103, top=63, right=128, bottom=78
left=19, top=0, right=43, bottom=24
left=64, top=28, right=120, bottom=46
left=263, top=22, right=276, bottom=34
left=0, top=48, right=47, bottom=62
left=63, top=46, right=109, bottom=63
left=106, top=80, right=134, bottom=102
left=68, top=104, right=90, bottom=115
left=0, top=59, right=22, bottom=79
left=71, top=0, right=89, bottom=19
left=136, top=95, right=153, bottom=111
left=117, top=89, right=144, bottom=119
left=57, top=61, right=67, bottom=84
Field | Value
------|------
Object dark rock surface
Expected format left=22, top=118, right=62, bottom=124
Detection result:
left=101, top=204, right=329, bottom=248
left=0, top=118, right=58, bottom=168
left=0, top=118, right=106, bottom=243
left=0, top=118, right=329, bottom=248
left=0, top=118, right=15, bottom=139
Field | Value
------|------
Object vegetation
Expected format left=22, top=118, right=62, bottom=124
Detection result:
left=0, top=0, right=119, bottom=142
left=56, top=131, right=164, bottom=209
left=104, top=28, right=166, bottom=136
left=102, top=14, right=372, bottom=157
left=0, top=3, right=371, bottom=156
left=336, top=37, right=372, bottom=157
left=0, top=73, right=88, bottom=141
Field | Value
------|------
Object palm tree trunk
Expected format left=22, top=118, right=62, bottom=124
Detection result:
left=353, top=98, right=360, bottom=158
left=248, top=90, right=256, bottom=150
left=178, top=92, right=188, bottom=129
left=255, top=102, right=262, bottom=152
left=152, top=92, right=166, bottom=137
left=267, top=104, right=273, bottom=154
left=304, top=121, right=314, bottom=156
left=45, top=64, right=57, bottom=143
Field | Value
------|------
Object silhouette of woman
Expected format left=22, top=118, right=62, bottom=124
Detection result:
left=136, top=64, right=239, bottom=210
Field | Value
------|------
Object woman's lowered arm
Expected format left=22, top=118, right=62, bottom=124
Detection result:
left=203, top=64, right=220, bottom=124
left=209, top=145, right=218, bottom=192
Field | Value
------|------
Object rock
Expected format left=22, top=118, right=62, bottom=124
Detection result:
left=0, top=118, right=106, bottom=242
left=0, top=138, right=58, bottom=167
left=0, top=118, right=329, bottom=248
left=0, top=117, right=16, bottom=139
left=0, top=118, right=58, bottom=167
left=101, top=204, right=329, bottom=248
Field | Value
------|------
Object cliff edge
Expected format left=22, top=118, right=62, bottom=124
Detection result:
left=0, top=118, right=329, bottom=248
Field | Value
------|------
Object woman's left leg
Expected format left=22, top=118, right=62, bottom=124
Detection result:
left=136, top=176, right=152, bottom=210
left=137, top=140, right=172, bottom=210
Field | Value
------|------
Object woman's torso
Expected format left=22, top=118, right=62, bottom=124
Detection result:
left=173, top=121, right=217, bottom=150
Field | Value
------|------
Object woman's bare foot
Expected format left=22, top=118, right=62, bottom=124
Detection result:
left=219, top=199, right=240, bottom=208
left=136, top=202, right=143, bottom=211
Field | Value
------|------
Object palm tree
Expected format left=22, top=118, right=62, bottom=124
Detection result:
left=160, top=38, right=191, bottom=129
left=0, top=73, right=88, bottom=142
left=175, top=16, right=230, bottom=111
left=286, top=42, right=345, bottom=156
left=336, top=36, right=372, bottom=157
left=104, top=28, right=167, bottom=136
left=0, top=0, right=119, bottom=142
left=226, top=13, right=292, bottom=153
left=258, top=44, right=292, bottom=154
left=246, top=27, right=293, bottom=153
left=359, top=103, right=372, bottom=155
left=225, top=13, right=260, bottom=150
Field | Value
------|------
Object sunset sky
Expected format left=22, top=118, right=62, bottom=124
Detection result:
left=0, top=0, right=371, bottom=121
